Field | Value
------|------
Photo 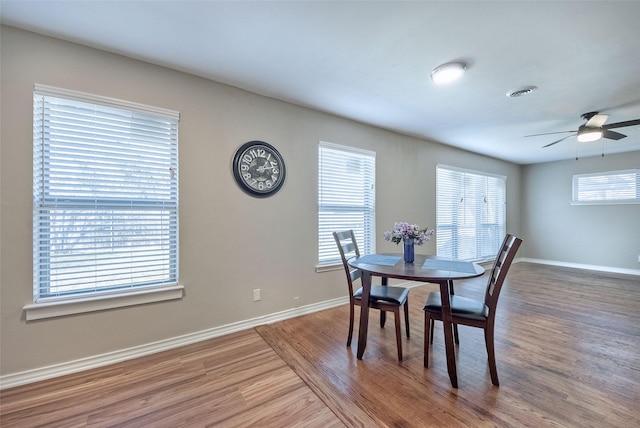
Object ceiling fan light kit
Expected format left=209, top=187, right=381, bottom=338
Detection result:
left=577, top=127, right=603, bottom=143
left=430, top=62, right=466, bottom=84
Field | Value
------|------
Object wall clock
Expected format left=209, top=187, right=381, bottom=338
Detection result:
left=232, top=141, right=286, bottom=197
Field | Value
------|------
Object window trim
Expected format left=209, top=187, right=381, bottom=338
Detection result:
left=33, top=84, right=180, bottom=120
left=23, top=285, right=184, bottom=321
left=28, top=85, right=181, bottom=319
left=571, top=169, right=640, bottom=205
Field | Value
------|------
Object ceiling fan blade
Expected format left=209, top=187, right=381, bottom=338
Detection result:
left=542, top=134, right=575, bottom=148
left=603, top=118, right=640, bottom=129
left=585, top=114, right=609, bottom=127
left=525, top=130, right=574, bottom=137
left=602, top=129, right=627, bottom=140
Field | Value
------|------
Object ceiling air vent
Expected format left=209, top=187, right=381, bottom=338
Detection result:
left=507, top=86, right=538, bottom=98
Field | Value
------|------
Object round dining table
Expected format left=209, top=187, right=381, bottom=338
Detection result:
left=348, top=253, right=485, bottom=388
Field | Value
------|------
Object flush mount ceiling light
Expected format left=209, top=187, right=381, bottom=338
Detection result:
left=577, top=126, right=603, bottom=143
left=430, top=62, right=466, bottom=84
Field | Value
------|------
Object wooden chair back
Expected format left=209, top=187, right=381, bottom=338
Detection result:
left=483, top=234, right=522, bottom=320
left=333, top=230, right=362, bottom=300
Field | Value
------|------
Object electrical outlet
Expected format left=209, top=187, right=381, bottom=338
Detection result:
left=637, top=255, right=640, bottom=263
left=253, top=288, right=261, bottom=301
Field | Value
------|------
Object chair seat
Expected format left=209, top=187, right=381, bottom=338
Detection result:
left=423, top=292, right=488, bottom=321
left=355, top=285, right=409, bottom=305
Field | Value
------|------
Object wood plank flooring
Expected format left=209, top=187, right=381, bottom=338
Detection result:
left=2, top=263, right=639, bottom=427
left=0, top=330, right=343, bottom=427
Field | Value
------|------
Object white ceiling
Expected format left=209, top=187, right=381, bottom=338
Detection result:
left=2, top=0, right=640, bottom=164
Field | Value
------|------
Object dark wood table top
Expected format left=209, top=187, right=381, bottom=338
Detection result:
left=348, top=253, right=484, bottom=282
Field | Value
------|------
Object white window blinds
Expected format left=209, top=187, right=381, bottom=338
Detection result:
left=572, top=169, right=640, bottom=204
left=436, top=165, right=506, bottom=262
left=318, top=142, right=375, bottom=266
left=33, top=85, right=179, bottom=300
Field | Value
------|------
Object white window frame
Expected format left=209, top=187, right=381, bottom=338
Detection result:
left=317, top=142, right=376, bottom=270
left=436, top=164, right=506, bottom=263
left=26, top=85, right=183, bottom=320
left=572, top=169, right=640, bottom=205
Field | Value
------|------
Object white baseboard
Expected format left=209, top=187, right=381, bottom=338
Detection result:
left=521, top=257, right=640, bottom=276
left=3, top=258, right=635, bottom=390
left=0, top=296, right=348, bottom=390
left=0, top=280, right=431, bottom=390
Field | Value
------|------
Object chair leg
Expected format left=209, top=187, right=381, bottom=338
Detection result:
left=430, top=319, right=434, bottom=344
left=424, top=312, right=431, bottom=367
left=347, top=303, right=354, bottom=347
left=381, top=277, right=388, bottom=329
left=394, top=309, right=403, bottom=361
left=485, top=326, right=499, bottom=386
left=404, top=300, right=410, bottom=338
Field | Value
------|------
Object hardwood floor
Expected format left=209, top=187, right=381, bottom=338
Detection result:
left=2, top=263, right=639, bottom=427
left=0, top=330, right=343, bottom=427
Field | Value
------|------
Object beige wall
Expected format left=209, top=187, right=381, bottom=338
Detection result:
left=0, top=25, right=524, bottom=377
left=522, top=152, right=640, bottom=270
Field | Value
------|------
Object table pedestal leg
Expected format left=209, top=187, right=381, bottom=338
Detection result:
left=357, top=271, right=372, bottom=359
left=440, top=280, right=458, bottom=388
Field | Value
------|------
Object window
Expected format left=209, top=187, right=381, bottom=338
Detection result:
left=572, top=169, right=640, bottom=205
left=436, top=165, right=506, bottom=262
left=318, top=142, right=375, bottom=267
left=31, top=85, right=180, bottom=317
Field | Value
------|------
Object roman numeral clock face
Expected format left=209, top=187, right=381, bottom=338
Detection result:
left=232, top=141, right=286, bottom=197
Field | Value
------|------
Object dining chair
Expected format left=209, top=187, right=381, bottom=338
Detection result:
left=423, top=234, right=522, bottom=385
left=333, top=230, right=410, bottom=361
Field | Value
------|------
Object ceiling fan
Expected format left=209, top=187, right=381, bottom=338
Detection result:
left=526, top=112, right=640, bottom=148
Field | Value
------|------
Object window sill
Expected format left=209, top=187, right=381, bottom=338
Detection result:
left=570, top=200, right=639, bottom=206
left=315, top=263, right=342, bottom=273
left=23, top=285, right=184, bottom=321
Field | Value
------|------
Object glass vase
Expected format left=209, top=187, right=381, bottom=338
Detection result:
left=403, top=237, right=415, bottom=263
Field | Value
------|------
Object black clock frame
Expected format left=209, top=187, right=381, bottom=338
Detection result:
left=232, top=141, right=286, bottom=198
